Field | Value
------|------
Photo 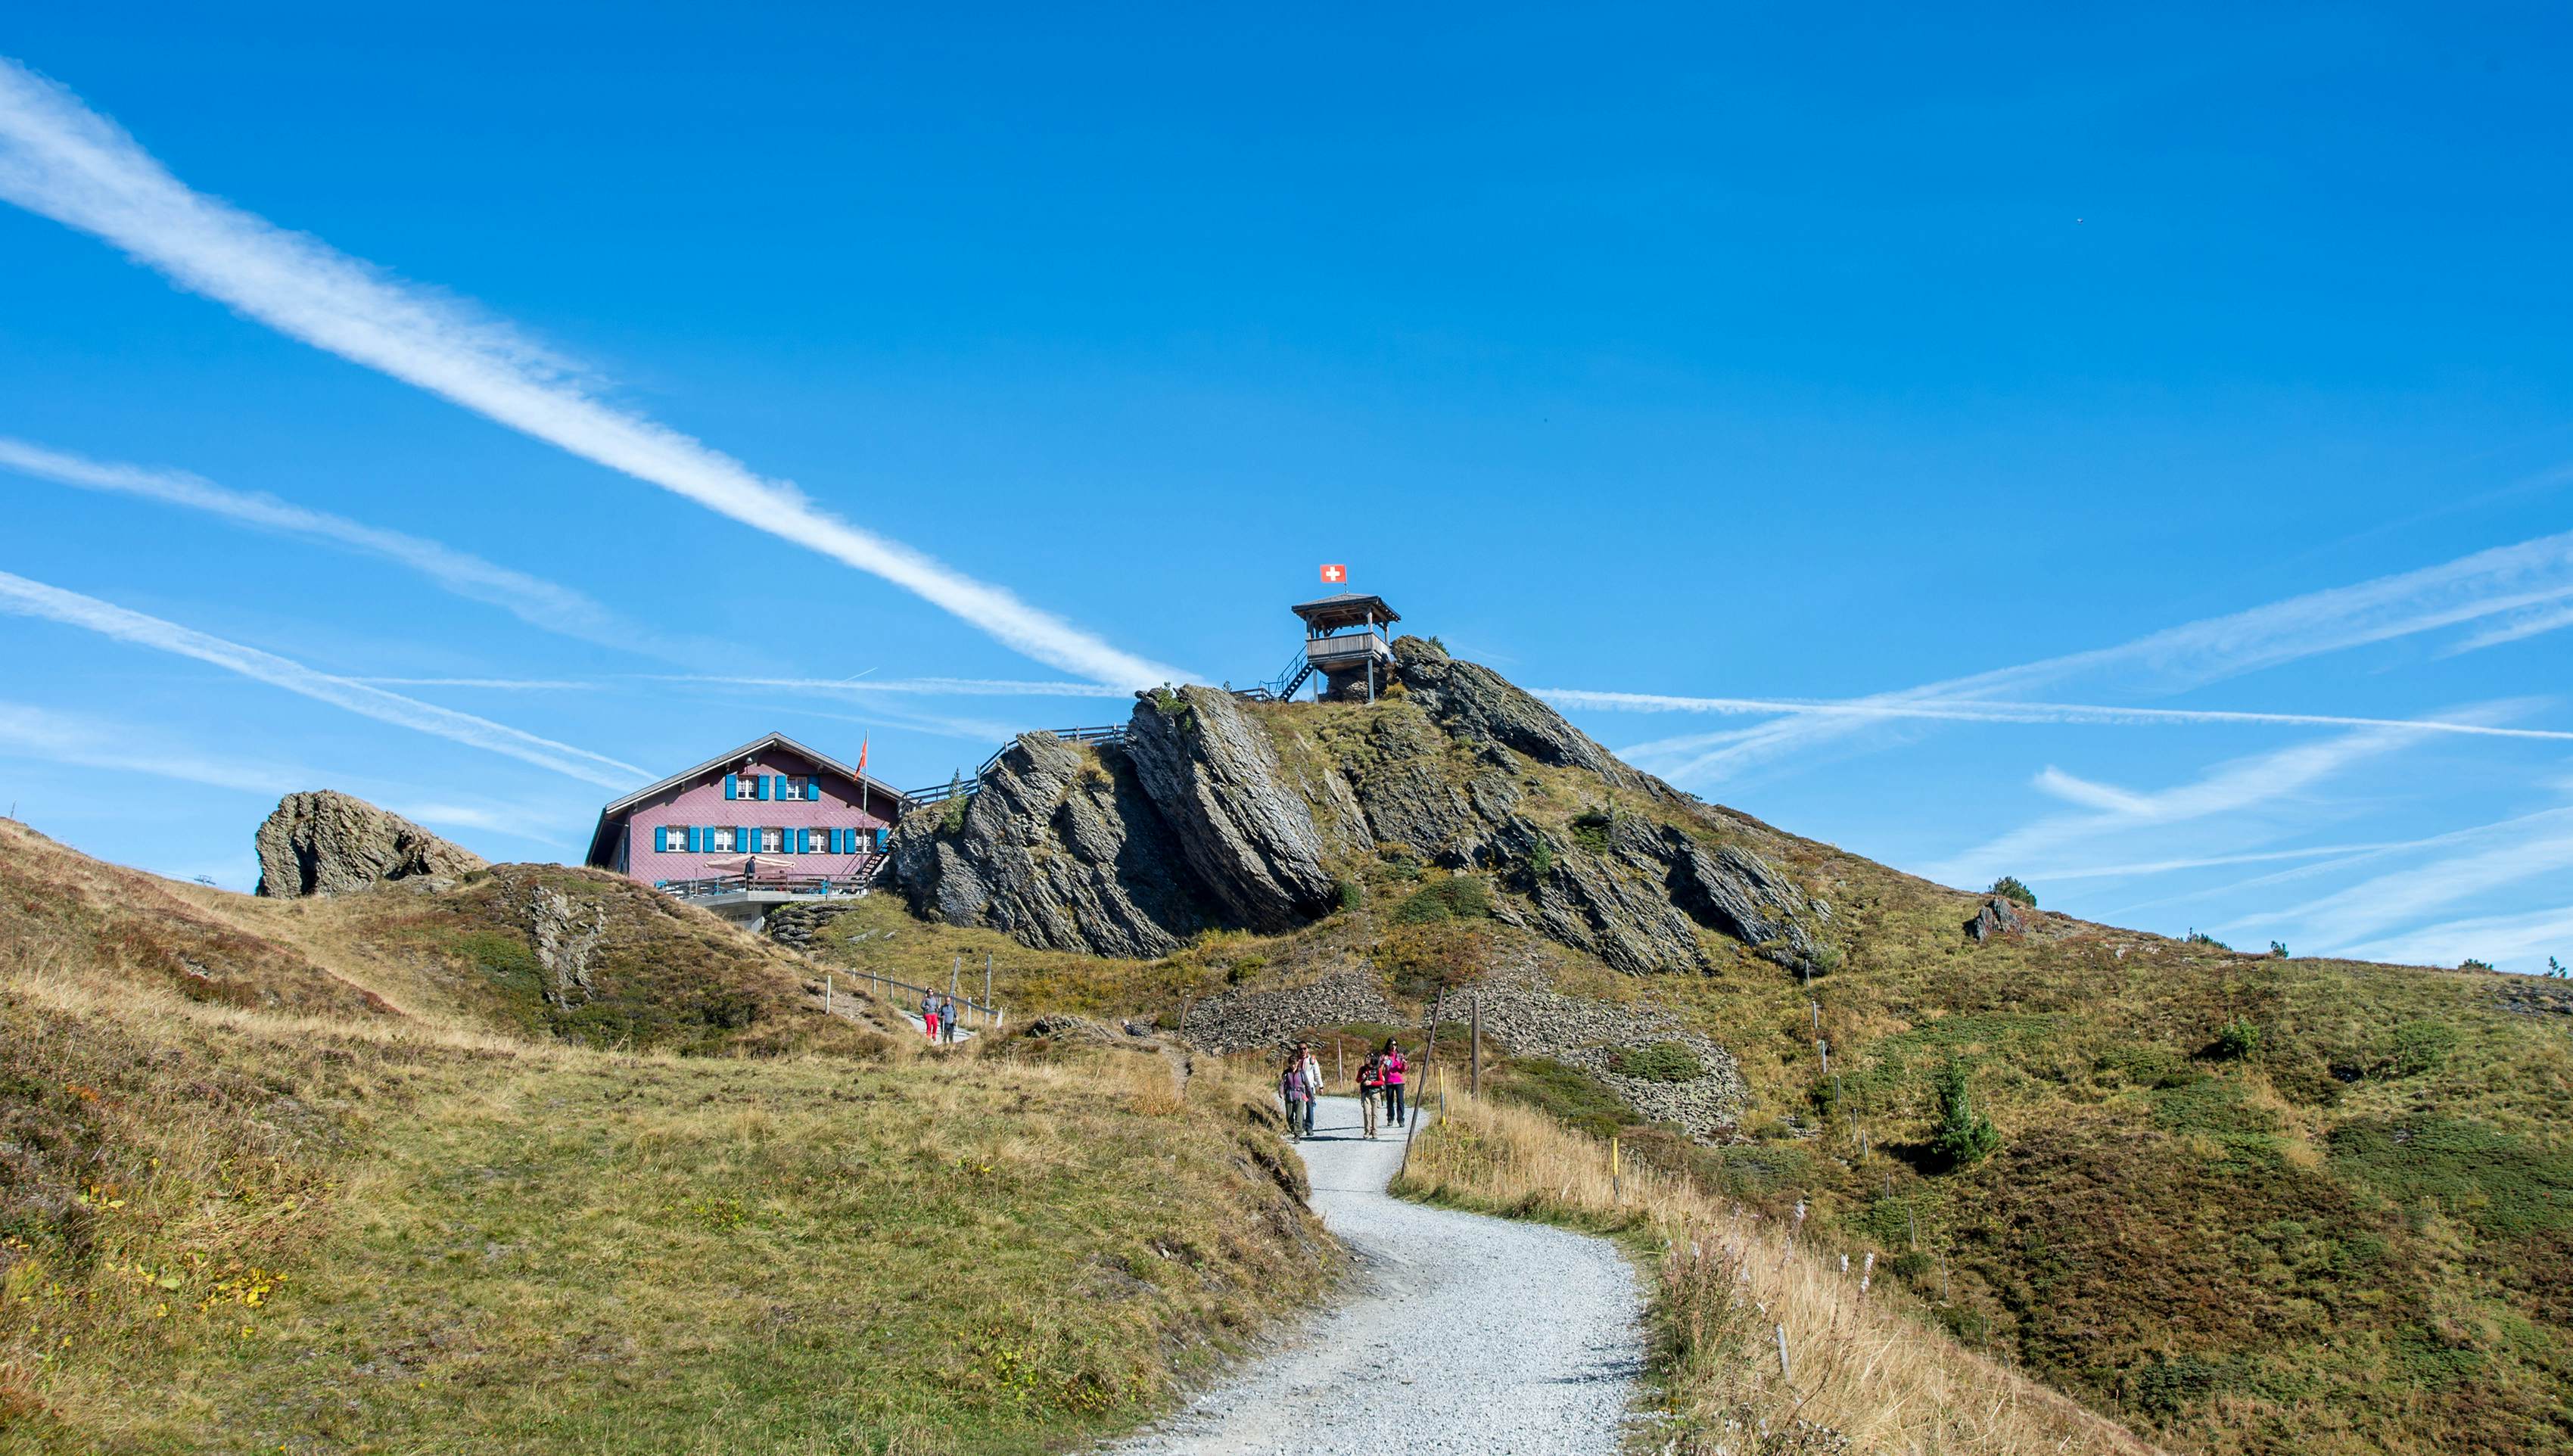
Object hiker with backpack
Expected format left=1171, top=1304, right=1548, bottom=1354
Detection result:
left=1279, top=1050, right=1311, bottom=1142
left=1356, top=1047, right=1386, bottom=1139
left=1380, top=1038, right=1408, bottom=1127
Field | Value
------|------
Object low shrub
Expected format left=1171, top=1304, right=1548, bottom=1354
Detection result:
left=1989, top=876, right=2036, bottom=908
left=2212, top=1017, right=2262, bottom=1059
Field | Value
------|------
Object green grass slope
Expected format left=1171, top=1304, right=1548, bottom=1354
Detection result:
left=0, top=820, right=1333, bottom=1454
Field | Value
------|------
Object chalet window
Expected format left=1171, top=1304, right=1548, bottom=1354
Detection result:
left=762, top=828, right=785, bottom=854
left=711, top=826, right=736, bottom=853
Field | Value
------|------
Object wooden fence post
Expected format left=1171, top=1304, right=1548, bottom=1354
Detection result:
left=1470, top=991, right=1482, bottom=1099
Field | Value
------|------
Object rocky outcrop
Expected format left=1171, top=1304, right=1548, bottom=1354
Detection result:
left=887, top=652, right=1829, bottom=978
left=1511, top=814, right=1828, bottom=976
left=1390, top=636, right=1659, bottom=797
left=887, top=733, right=1210, bottom=959
left=1965, top=895, right=2028, bottom=943
left=1181, top=972, right=1403, bottom=1053
left=1125, top=686, right=1339, bottom=931
left=253, top=790, right=485, bottom=898
left=1335, top=706, right=1539, bottom=870
left=526, top=884, right=604, bottom=1007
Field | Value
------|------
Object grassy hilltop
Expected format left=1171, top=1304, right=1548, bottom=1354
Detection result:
left=819, top=677, right=2573, bottom=1456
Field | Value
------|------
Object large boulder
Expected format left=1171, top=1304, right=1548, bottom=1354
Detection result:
left=1124, top=686, right=1339, bottom=932
left=254, top=791, right=486, bottom=898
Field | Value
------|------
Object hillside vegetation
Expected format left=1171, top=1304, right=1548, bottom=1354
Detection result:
left=844, top=643, right=2573, bottom=1456
left=0, top=819, right=1332, bottom=1454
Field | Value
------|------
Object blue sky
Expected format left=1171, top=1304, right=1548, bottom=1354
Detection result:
left=2, top=5, right=2568, bottom=971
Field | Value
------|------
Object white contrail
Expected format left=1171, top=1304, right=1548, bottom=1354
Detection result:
left=0, top=700, right=565, bottom=842
left=0, top=435, right=667, bottom=656
left=1544, top=688, right=2573, bottom=748
left=1570, top=527, right=2573, bottom=786
left=0, top=58, right=1186, bottom=689
left=2027, top=842, right=2436, bottom=882
left=0, top=571, right=645, bottom=789
left=1920, top=726, right=2425, bottom=888
left=637, top=674, right=1134, bottom=699
left=347, top=677, right=605, bottom=690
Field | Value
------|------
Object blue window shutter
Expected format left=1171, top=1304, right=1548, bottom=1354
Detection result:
left=723, top=775, right=735, bottom=800
left=653, top=826, right=667, bottom=853
left=761, top=775, right=774, bottom=801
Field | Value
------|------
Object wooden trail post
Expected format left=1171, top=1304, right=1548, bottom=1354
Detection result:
left=825, top=974, right=833, bottom=1017
left=1775, top=1323, right=1791, bottom=1382
left=1611, top=1134, right=1622, bottom=1202
left=1400, top=993, right=1445, bottom=1177
left=1470, top=991, right=1482, bottom=1098
left=984, top=952, right=993, bottom=1028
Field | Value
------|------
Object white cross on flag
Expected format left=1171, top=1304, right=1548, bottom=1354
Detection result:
left=1319, top=563, right=1347, bottom=584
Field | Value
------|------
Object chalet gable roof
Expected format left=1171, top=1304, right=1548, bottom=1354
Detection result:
left=582, top=731, right=911, bottom=866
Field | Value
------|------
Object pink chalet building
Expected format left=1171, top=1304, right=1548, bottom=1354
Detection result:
left=584, top=731, right=913, bottom=926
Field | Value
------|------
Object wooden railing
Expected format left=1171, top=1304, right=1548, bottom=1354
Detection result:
left=825, top=966, right=1005, bottom=1032
left=656, top=867, right=881, bottom=900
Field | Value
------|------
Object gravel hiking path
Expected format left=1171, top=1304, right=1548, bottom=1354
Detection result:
left=1111, top=1095, right=1644, bottom=1455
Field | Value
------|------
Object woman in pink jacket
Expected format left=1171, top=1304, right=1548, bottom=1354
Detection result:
left=1380, top=1038, right=1408, bottom=1128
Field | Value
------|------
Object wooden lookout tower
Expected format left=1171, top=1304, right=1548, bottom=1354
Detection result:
left=1289, top=592, right=1401, bottom=702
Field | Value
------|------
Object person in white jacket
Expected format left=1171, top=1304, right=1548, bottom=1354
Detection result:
left=1297, top=1044, right=1324, bottom=1137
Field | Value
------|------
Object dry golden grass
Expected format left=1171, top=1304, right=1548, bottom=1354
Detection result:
left=1395, top=1090, right=2161, bottom=1456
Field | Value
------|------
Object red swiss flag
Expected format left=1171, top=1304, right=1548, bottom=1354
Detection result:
left=1319, top=563, right=1348, bottom=585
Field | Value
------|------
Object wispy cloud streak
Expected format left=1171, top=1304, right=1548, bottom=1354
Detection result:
left=2344, top=904, right=2573, bottom=972
left=1921, top=727, right=2424, bottom=888
left=0, top=571, right=644, bottom=788
left=639, top=674, right=1134, bottom=700
left=1579, top=527, right=2573, bottom=787
left=2226, top=807, right=2573, bottom=952
left=1554, top=689, right=2573, bottom=750
left=0, top=700, right=568, bottom=842
left=0, top=58, right=1184, bottom=689
left=0, top=435, right=665, bottom=655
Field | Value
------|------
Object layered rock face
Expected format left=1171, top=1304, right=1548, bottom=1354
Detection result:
left=253, top=791, right=487, bottom=898
left=888, top=731, right=1212, bottom=959
left=888, top=642, right=1829, bottom=978
left=1124, top=686, right=1339, bottom=931
left=1388, top=636, right=1660, bottom=796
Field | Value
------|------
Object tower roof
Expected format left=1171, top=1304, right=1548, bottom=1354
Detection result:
left=1290, top=593, right=1401, bottom=632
